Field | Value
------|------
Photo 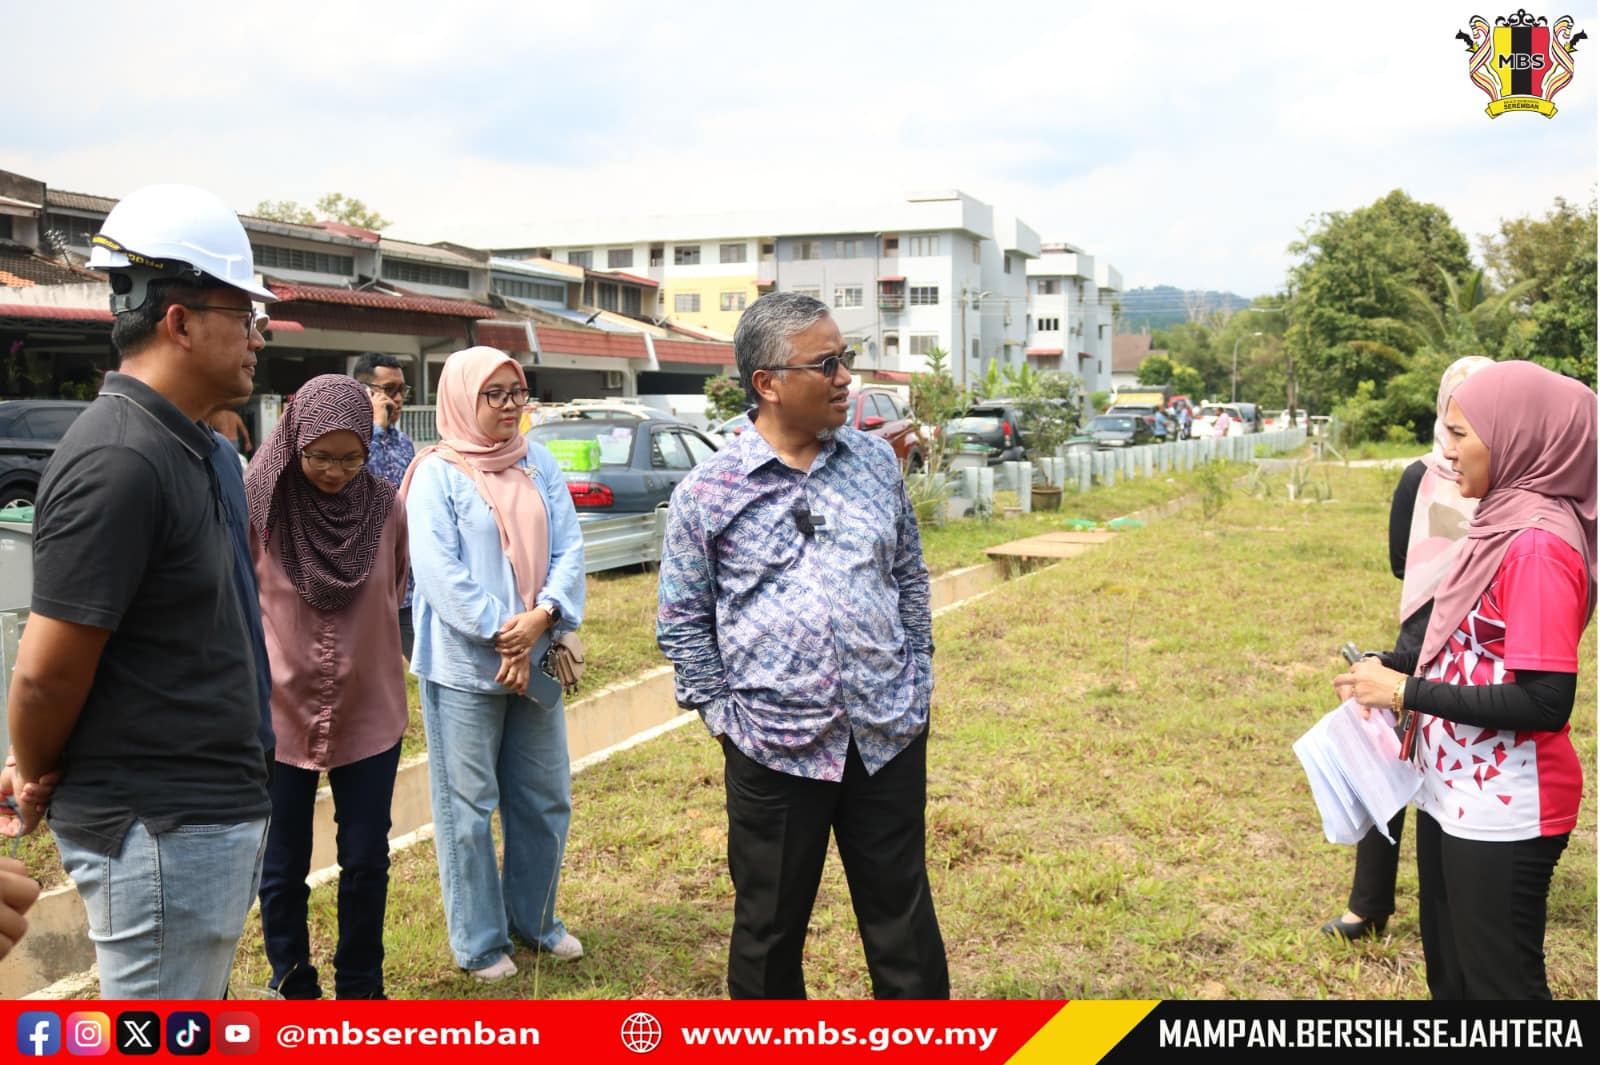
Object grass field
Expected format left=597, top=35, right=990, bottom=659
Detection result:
left=217, top=464, right=1596, bottom=1000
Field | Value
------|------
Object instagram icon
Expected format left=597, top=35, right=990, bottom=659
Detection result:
left=66, top=1012, right=111, bottom=1056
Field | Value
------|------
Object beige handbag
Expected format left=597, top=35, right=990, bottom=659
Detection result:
left=542, top=632, right=585, bottom=696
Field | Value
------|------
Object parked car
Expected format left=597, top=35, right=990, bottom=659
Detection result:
left=0, top=399, right=91, bottom=510
left=1106, top=403, right=1160, bottom=438
left=1262, top=407, right=1309, bottom=430
left=711, top=411, right=753, bottom=446
left=846, top=387, right=926, bottom=470
left=1088, top=413, right=1154, bottom=449
left=942, top=400, right=1030, bottom=465
left=524, top=415, right=720, bottom=520
left=1191, top=403, right=1252, bottom=438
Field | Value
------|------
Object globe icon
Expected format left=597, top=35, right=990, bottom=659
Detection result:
left=620, top=1011, right=663, bottom=1054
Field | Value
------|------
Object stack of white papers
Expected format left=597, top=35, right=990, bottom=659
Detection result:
left=1293, top=698, right=1422, bottom=845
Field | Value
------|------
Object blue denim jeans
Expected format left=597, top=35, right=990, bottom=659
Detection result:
left=259, top=743, right=401, bottom=999
left=419, top=678, right=572, bottom=970
left=54, top=817, right=269, bottom=999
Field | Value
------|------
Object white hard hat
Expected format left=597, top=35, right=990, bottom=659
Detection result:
left=88, top=184, right=276, bottom=311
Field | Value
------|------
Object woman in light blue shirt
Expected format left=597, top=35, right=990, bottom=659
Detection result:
left=400, top=347, right=585, bottom=981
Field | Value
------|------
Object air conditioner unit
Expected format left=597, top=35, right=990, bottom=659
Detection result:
left=604, top=371, right=625, bottom=390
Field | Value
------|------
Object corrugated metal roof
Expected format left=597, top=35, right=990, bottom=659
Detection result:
left=44, top=189, right=116, bottom=213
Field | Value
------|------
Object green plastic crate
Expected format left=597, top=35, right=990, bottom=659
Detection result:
left=545, top=438, right=601, bottom=473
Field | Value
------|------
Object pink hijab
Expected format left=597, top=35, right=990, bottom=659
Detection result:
left=1417, top=360, right=1598, bottom=670
left=1398, top=356, right=1494, bottom=622
left=399, top=347, right=549, bottom=610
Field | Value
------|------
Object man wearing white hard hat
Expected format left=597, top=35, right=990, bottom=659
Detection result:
left=1, top=184, right=275, bottom=998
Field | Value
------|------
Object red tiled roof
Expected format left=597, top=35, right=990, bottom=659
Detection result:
left=589, top=270, right=659, bottom=289
left=265, top=279, right=489, bottom=319
left=0, top=249, right=104, bottom=287
left=866, top=370, right=911, bottom=384
left=265, top=319, right=304, bottom=333
left=1112, top=333, right=1166, bottom=373
left=1078, top=351, right=1095, bottom=359
left=653, top=338, right=734, bottom=366
left=0, top=303, right=113, bottom=322
left=476, top=320, right=533, bottom=352
left=315, top=221, right=381, bottom=243
left=535, top=326, right=647, bottom=361
left=1025, top=347, right=1063, bottom=356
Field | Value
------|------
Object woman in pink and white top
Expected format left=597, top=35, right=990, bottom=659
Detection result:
left=1337, top=359, right=1595, bottom=999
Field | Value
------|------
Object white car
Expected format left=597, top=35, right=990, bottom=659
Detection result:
left=1191, top=403, right=1249, bottom=438
left=1262, top=408, right=1309, bottom=431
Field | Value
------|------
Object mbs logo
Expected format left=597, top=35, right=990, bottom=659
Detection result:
left=1456, top=9, right=1585, bottom=117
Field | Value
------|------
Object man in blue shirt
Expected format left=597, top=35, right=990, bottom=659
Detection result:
left=658, top=292, right=948, bottom=999
left=352, top=352, right=416, bottom=655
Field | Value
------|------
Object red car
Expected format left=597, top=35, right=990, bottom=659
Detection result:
left=846, top=387, right=926, bottom=470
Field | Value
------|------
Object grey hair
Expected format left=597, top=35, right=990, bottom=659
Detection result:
left=733, top=291, right=831, bottom=404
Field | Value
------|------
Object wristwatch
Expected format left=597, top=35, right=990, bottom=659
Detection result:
left=542, top=602, right=561, bottom=628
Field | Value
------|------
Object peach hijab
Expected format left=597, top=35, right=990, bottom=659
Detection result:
left=399, top=347, right=548, bottom=609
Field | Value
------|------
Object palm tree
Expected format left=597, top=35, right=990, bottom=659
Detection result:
left=1393, top=266, right=1534, bottom=357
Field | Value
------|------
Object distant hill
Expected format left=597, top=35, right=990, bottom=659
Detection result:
left=1117, top=286, right=1255, bottom=332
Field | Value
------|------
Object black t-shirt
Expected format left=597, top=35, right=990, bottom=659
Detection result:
left=32, top=372, right=269, bottom=854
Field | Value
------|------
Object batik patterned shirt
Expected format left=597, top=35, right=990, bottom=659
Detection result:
left=657, top=424, right=933, bottom=781
left=368, top=422, right=416, bottom=607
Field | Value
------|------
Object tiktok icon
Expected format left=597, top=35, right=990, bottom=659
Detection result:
left=166, top=1012, right=210, bottom=1056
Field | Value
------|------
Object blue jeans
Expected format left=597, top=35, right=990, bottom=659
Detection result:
left=419, top=678, right=572, bottom=970
left=55, top=817, right=269, bottom=999
left=259, top=743, right=401, bottom=999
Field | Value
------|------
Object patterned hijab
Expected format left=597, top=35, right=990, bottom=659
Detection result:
left=1397, top=356, right=1494, bottom=623
left=399, top=347, right=549, bottom=610
left=1417, top=360, right=1598, bottom=669
left=244, top=373, right=395, bottom=612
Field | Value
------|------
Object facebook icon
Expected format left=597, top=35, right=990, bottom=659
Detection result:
left=16, top=1012, right=61, bottom=1057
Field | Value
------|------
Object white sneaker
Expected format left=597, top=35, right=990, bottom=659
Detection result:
left=470, top=954, right=517, bottom=980
left=543, top=933, right=583, bottom=961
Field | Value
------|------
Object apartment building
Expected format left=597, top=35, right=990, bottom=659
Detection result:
left=1024, top=242, right=1122, bottom=398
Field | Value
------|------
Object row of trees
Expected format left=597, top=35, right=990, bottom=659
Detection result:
left=1132, top=190, right=1596, bottom=443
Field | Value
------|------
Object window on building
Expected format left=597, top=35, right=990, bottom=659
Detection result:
left=569, top=249, right=593, bottom=269
left=674, top=245, right=701, bottom=266
left=597, top=283, right=619, bottom=311
left=1037, top=317, right=1060, bottom=332
left=252, top=243, right=356, bottom=276
left=1004, top=254, right=1012, bottom=274
left=649, top=244, right=664, bottom=267
left=795, top=240, right=821, bottom=261
left=1037, top=278, right=1060, bottom=295
left=719, top=291, right=747, bottom=312
left=674, top=292, right=701, bottom=313
left=884, top=332, right=900, bottom=355
left=760, top=242, right=776, bottom=257
left=908, top=285, right=939, bottom=306
left=381, top=258, right=469, bottom=288
left=45, top=213, right=102, bottom=247
left=908, top=334, right=939, bottom=356
left=622, top=287, right=642, bottom=316
left=883, top=235, right=898, bottom=254
left=607, top=248, right=633, bottom=269
left=834, top=238, right=867, bottom=259
left=906, top=234, right=939, bottom=257
left=0, top=216, right=11, bottom=240
left=791, top=285, right=821, bottom=300
left=492, top=277, right=567, bottom=303
left=834, top=285, right=863, bottom=309
left=719, top=242, right=747, bottom=264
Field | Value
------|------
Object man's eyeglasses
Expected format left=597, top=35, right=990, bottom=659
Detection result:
left=480, top=386, right=532, bottom=409
left=301, top=450, right=367, bottom=473
left=366, top=383, right=412, bottom=401
left=772, top=350, right=856, bottom=379
left=181, top=304, right=270, bottom=337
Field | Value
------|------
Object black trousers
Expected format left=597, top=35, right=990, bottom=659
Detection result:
left=1347, top=809, right=1406, bottom=919
left=722, top=731, right=949, bottom=999
left=397, top=606, right=414, bottom=663
left=1415, top=810, right=1568, bottom=999
left=259, top=742, right=402, bottom=999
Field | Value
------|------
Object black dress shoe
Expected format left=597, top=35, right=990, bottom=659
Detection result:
left=1321, top=914, right=1388, bottom=940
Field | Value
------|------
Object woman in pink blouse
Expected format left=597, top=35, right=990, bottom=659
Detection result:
left=244, top=374, right=409, bottom=999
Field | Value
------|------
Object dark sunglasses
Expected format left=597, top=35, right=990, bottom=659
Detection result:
left=772, top=350, right=856, bottom=379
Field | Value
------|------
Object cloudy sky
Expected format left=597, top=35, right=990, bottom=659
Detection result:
left=5, top=1, right=1595, bottom=297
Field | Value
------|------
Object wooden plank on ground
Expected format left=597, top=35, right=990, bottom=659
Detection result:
left=983, top=530, right=1117, bottom=559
